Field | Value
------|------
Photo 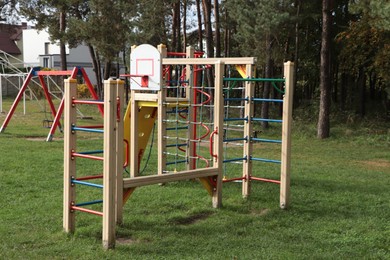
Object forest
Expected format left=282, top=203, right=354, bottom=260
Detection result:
left=1, top=0, right=389, bottom=138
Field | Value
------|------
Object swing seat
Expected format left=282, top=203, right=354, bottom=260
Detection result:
left=42, top=119, right=53, bottom=128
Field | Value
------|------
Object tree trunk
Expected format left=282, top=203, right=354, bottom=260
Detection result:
left=88, top=44, right=102, bottom=98
left=202, top=0, right=214, bottom=58
left=224, top=8, right=230, bottom=57
left=293, top=0, right=301, bottom=108
left=196, top=0, right=203, bottom=51
left=59, top=11, right=67, bottom=71
left=261, top=34, right=273, bottom=129
left=214, top=0, right=221, bottom=57
left=104, top=61, right=112, bottom=80
left=317, top=0, right=332, bottom=139
left=183, top=0, right=187, bottom=51
left=357, top=67, right=366, bottom=117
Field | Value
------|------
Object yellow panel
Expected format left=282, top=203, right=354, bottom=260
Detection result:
left=123, top=100, right=157, bottom=173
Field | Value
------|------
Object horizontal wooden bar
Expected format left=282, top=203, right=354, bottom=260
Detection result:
left=163, top=57, right=255, bottom=65
left=123, top=168, right=218, bottom=188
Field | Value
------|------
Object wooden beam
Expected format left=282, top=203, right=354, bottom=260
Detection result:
left=63, top=78, right=77, bottom=233
left=102, top=79, right=118, bottom=249
left=280, top=61, right=294, bottom=209
left=162, top=57, right=256, bottom=65
left=123, top=168, right=219, bottom=188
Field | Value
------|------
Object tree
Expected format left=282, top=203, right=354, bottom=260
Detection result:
left=317, top=0, right=332, bottom=139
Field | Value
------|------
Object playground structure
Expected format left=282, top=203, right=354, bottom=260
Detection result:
left=63, top=44, right=294, bottom=249
left=0, top=66, right=102, bottom=141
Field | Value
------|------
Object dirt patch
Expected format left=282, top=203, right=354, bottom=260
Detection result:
left=116, top=237, right=140, bottom=245
left=251, top=208, right=270, bottom=216
left=171, top=211, right=213, bottom=225
left=360, top=159, right=390, bottom=170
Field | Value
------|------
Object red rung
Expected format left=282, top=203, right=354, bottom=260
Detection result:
left=76, top=175, right=103, bottom=181
left=71, top=206, right=103, bottom=216
left=72, top=153, right=104, bottom=161
left=250, top=177, right=281, bottom=184
left=223, top=177, right=246, bottom=183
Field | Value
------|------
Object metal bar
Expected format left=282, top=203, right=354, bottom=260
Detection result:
left=166, top=126, right=188, bottom=131
left=251, top=157, right=281, bottom=164
left=252, top=98, right=283, bottom=103
left=77, top=150, right=104, bottom=155
left=224, top=97, right=249, bottom=102
left=251, top=138, right=282, bottom=144
left=73, top=100, right=104, bottom=105
left=251, top=118, right=283, bottom=123
left=75, top=200, right=103, bottom=207
left=72, top=126, right=104, bottom=133
left=76, top=174, right=103, bottom=181
left=223, top=177, right=245, bottom=183
left=166, top=143, right=188, bottom=148
left=223, top=157, right=246, bottom=163
left=224, top=78, right=285, bottom=82
left=71, top=179, right=104, bottom=188
left=250, top=176, right=281, bottom=184
left=166, top=159, right=187, bottom=165
left=72, top=152, right=104, bottom=161
left=224, top=117, right=248, bottom=122
left=71, top=206, right=103, bottom=216
left=224, top=137, right=247, bottom=142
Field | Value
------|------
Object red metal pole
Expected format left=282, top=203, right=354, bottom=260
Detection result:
left=0, top=68, right=33, bottom=133
left=250, top=176, right=281, bottom=184
left=71, top=206, right=103, bottom=216
left=79, top=67, right=104, bottom=115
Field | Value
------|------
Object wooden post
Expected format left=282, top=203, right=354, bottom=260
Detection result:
left=103, top=79, right=118, bottom=249
left=280, top=61, right=294, bottom=209
left=186, top=46, right=196, bottom=170
left=115, top=79, right=125, bottom=224
left=130, top=89, right=139, bottom=178
left=63, top=78, right=77, bottom=233
left=242, top=64, right=254, bottom=198
left=212, top=61, right=224, bottom=208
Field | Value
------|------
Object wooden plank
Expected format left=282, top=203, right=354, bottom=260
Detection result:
left=134, top=93, right=158, bottom=102
left=212, top=61, right=224, bottom=208
left=130, top=90, right=139, bottom=178
left=162, top=57, right=256, bottom=65
left=115, top=79, right=124, bottom=224
left=102, top=79, right=117, bottom=249
left=242, top=64, right=254, bottom=198
left=280, top=61, right=294, bottom=209
left=123, top=168, right=219, bottom=188
left=63, top=78, right=77, bottom=233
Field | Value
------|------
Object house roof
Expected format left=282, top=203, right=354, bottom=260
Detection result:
left=0, top=32, right=21, bottom=54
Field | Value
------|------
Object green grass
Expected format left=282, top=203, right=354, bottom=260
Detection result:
left=0, top=98, right=389, bottom=259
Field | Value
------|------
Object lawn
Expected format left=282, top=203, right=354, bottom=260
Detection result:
left=0, top=98, right=389, bottom=259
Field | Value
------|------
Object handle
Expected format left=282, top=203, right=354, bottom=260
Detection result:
left=209, top=127, right=218, bottom=159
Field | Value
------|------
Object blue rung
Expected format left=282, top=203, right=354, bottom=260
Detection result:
left=166, top=126, right=188, bottom=131
left=71, top=179, right=104, bottom=189
left=166, top=143, right=187, bottom=148
left=251, top=138, right=282, bottom=144
left=251, top=157, right=281, bottom=164
left=75, top=200, right=103, bottom=207
left=223, top=157, right=247, bottom=163
left=224, top=117, right=248, bottom=122
left=78, top=150, right=104, bottom=155
left=166, top=159, right=187, bottom=165
left=251, top=118, right=282, bottom=123
left=72, top=126, right=104, bottom=133
left=224, top=97, right=249, bottom=102
left=167, top=109, right=188, bottom=114
left=224, top=137, right=247, bottom=142
left=251, top=98, right=283, bottom=103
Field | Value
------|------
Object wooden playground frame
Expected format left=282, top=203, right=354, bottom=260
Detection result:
left=63, top=44, right=294, bottom=249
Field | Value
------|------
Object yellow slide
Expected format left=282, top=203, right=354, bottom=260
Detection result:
left=122, top=101, right=158, bottom=202
left=235, top=64, right=247, bottom=78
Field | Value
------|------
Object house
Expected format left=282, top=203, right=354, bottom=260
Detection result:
left=0, top=22, right=29, bottom=68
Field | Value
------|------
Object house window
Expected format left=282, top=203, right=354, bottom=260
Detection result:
left=43, top=57, right=49, bottom=68
left=44, top=42, right=49, bottom=55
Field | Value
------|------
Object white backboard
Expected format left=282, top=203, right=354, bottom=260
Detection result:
left=130, top=44, right=162, bottom=91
